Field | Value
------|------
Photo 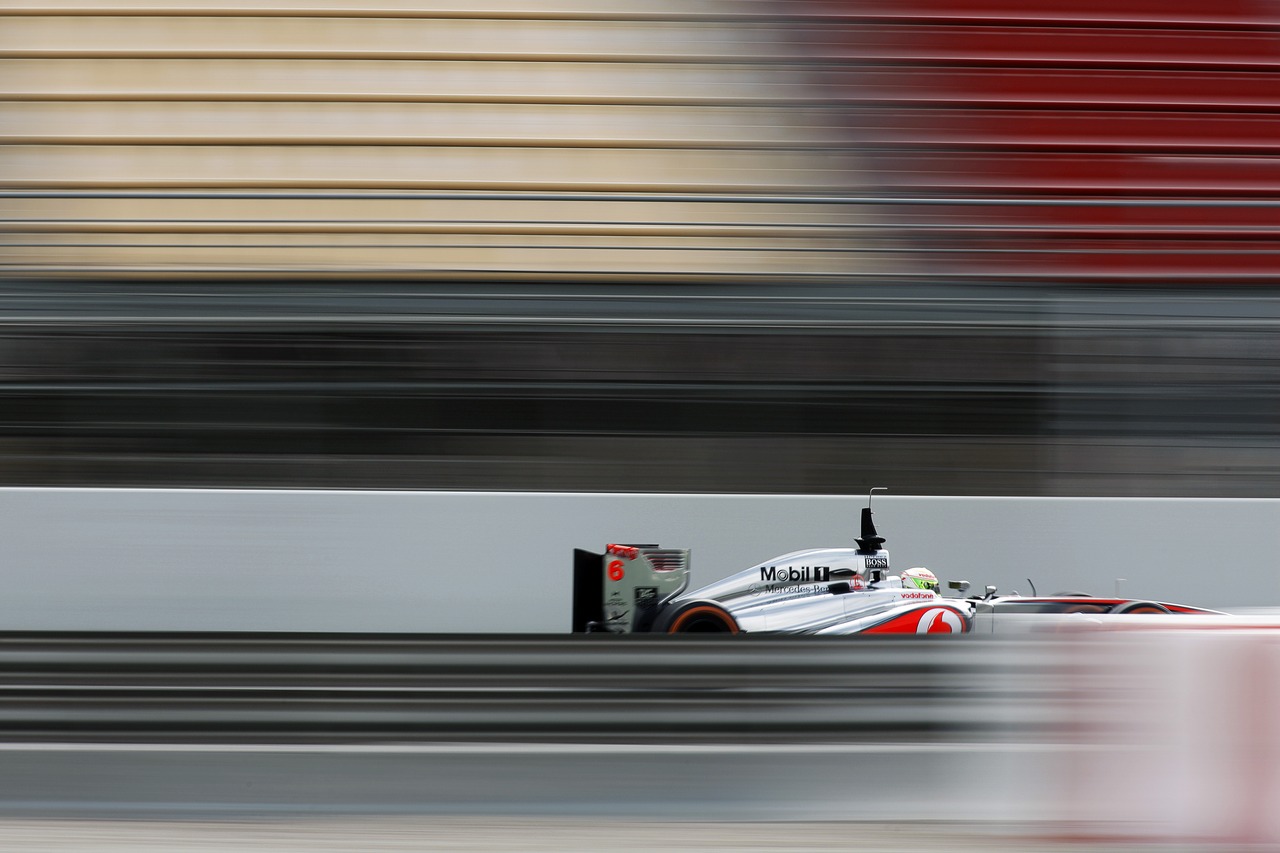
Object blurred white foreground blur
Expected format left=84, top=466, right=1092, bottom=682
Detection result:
left=1042, top=621, right=1280, bottom=846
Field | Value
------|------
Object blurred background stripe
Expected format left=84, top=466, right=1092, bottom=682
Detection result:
left=1, top=0, right=1279, bottom=496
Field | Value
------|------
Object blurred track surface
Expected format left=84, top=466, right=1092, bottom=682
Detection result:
left=0, top=633, right=1058, bottom=823
left=0, top=818, right=1232, bottom=853
left=0, top=633, right=1054, bottom=743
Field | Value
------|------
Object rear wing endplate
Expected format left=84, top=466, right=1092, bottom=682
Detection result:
left=572, top=544, right=690, bottom=633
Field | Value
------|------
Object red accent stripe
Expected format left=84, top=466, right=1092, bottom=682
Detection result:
left=861, top=604, right=969, bottom=634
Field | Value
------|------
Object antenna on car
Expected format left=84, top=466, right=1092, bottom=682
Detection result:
left=856, top=487, right=887, bottom=552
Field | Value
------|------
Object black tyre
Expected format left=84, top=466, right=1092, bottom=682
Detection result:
left=1110, top=601, right=1170, bottom=615
left=658, top=601, right=740, bottom=634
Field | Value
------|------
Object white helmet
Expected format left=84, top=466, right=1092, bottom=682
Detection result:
left=901, top=567, right=940, bottom=593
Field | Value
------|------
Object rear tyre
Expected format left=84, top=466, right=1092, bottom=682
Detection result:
left=1110, top=601, right=1170, bottom=615
left=659, top=601, right=740, bottom=634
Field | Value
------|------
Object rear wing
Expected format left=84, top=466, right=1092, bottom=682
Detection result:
left=572, top=544, right=690, bottom=633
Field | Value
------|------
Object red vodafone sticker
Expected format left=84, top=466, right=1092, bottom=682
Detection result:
left=607, top=560, right=625, bottom=582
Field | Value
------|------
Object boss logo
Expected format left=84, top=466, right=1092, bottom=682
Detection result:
left=865, top=557, right=889, bottom=570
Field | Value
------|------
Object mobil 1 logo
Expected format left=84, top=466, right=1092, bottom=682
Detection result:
left=759, top=566, right=831, bottom=586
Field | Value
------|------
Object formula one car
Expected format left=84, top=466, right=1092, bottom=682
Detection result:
left=571, top=495, right=1221, bottom=635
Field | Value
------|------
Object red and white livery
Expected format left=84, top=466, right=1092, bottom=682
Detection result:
left=572, top=494, right=971, bottom=635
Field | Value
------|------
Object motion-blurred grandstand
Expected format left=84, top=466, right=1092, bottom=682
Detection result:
left=2, top=0, right=1279, bottom=495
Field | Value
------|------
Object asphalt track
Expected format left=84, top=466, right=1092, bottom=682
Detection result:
left=0, top=741, right=1059, bottom=821
left=0, top=818, right=1255, bottom=852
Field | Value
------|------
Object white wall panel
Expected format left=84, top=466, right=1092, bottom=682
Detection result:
left=0, top=489, right=1272, bottom=631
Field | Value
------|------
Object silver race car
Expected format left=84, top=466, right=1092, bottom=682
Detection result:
left=571, top=495, right=1220, bottom=635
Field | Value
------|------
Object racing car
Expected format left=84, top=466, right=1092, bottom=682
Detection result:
left=571, top=495, right=1221, bottom=635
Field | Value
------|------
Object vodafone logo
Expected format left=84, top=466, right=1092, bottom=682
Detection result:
left=916, top=607, right=964, bottom=634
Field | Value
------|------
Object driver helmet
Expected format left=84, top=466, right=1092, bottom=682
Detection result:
left=901, top=567, right=940, bottom=593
